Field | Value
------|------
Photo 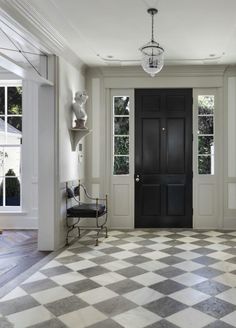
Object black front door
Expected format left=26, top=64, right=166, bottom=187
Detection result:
left=135, top=89, right=193, bottom=228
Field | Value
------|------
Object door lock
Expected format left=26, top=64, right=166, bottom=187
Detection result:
left=135, top=174, right=140, bottom=182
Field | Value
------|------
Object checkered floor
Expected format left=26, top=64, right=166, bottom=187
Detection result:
left=1, top=230, right=236, bottom=328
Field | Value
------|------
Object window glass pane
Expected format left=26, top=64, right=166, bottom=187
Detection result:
left=114, top=96, right=130, bottom=115
left=5, top=177, right=20, bottom=206
left=0, top=177, right=3, bottom=206
left=198, top=136, right=214, bottom=155
left=114, top=136, right=129, bottom=155
left=7, top=86, right=22, bottom=115
left=114, top=117, right=129, bottom=135
left=0, top=147, right=5, bottom=176
left=7, top=117, right=22, bottom=144
left=4, top=147, right=21, bottom=176
left=0, top=117, right=5, bottom=144
left=0, top=87, right=5, bottom=115
left=114, top=156, right=129, bottom=175
left=198, top=156, right=214, bottom=175
left=198, top=116, right=213, bottom=134
left=198, top=95, right=214, bottom=114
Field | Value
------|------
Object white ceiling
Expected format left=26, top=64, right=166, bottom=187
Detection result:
left=24, top=0, right=236, bottom=66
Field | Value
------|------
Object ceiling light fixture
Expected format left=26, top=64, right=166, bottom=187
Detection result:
left=140, top=8, right=164, bottom=77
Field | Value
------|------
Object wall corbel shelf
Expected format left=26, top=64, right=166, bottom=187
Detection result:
left=70, top=128, right=92, bottom=151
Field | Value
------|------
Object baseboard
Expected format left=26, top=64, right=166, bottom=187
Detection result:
left=0, top=216, right=38, bottom=229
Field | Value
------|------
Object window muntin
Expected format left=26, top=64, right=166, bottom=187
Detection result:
left=113, top=96, right=130, bottom=175
left=197, top=95, right=214, bottom=175
left=0, top=85, right=22, bottom=207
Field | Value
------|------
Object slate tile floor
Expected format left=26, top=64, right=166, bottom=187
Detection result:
left=0, top=230, right=236, bottom=328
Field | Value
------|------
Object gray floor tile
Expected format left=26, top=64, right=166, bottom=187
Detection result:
left=107, top=278, right=143, bottom=295
left=193, top=280, right=230, bottom=296
left=193, top=297, right=236, bottom=319
left=193, top=267, right=224, bottom=279
left=56, top=255, right=83, bottom=265
left=131, top=247, right=153, bottom=254
left=192, top=248, right=215, bottom=255
left=94, top=296, right=136, bottom=317
left=88, top=318, right=124, bottom=328
left=150, top=279, right=186, bottom=295
left=193, top=256, right=220, bottom=266
left=91, top=255, right=116, bottom=265
left=223, top=248, right=236, bottom=255
left=203, top=320, right=236, bottom=328
left=21, top=278, right=58, bottom=294
left=28, top=318, right=68, bottom=328
left=161, top=247, right=183, bottom=255
left=154, top=267, right=185, bottom=278
left=136, top=239, right=157, bottom=246
left=45, top=295, right=88, bottom=316
left=77, top=266, right=109, bottom=277
left=64, top=278, right=100, bottom=294
left=116, top=266, right=147, bottom=278
left=0, top=317, right=14, bottom=328
left=191, top=240, right=212, bottom=247
left=101, top=247, right=125, bottom=254
left=0, top=295, right=39, bottom=316
left=225, top=256, right=236, bottom=264
left=159, top=256, right=185, bottom=265
left=40, top=265, right=72, bottom=277
left=145, top=319, right=180, bottom=328
left=144, top=296, right=187, bottom=317
left=124, top=255, right=150, bottom=265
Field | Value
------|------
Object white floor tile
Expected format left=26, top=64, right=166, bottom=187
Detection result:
left=131, top=272, right=166, bottom=286
left=173, top=260, right=204, bottom=272
left=102, top=260, right=132, bottom=271
left=124, top=287, right=163, bottom=305
left=143, top=251, right=168, bottom=260
left=79, top=286, right=117, bottom=305
left=172, top=272, right=207, bottom=286
left=0, top=287, right=27, bottom=302
left=137, top=260, right=168, bottom=271
left=59, top=306, right=106, bottom=328
left=66, top=260, right=96, bottom=271
left=167, top=308, right=215, bottom=328
left=91, top=272, right=125, bottom=286
left=7, top=306, right=54, bottom=328
left=217, top=288, right=236, bottom=305
left=169, top=287, right=209, bottom=306
left=114, top=307, right=160, bottom=328
left=50, top=271, right=86, bottom=285
left=213, top=273, right=236, bottom=287
left=111, top=251, right=135, bottom=260
left=221, top=311, right=236, bottom=326
left=23, top=272, right=47, bottom=284
left=32, top=286, right=72, bottom=304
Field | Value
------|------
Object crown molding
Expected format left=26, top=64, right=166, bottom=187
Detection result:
left=88, top=65, right=228, bottom=78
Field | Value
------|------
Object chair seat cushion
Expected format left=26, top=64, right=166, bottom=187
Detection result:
left=67, top=203, right=106, bottom=218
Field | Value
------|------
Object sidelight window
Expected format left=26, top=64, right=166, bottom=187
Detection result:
left=113, top=96, right=130, bottom=175
left=197, top=95, right=214, bottom=175
left=0, top=85, right=22, bottom=207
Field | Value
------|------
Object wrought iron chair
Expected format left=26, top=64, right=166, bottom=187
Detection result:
left=66, top=181, right=108, bottom=246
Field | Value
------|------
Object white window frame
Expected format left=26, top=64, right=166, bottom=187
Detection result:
left=0, top=80, right=22, bottom=211
left=197, top=94, right=215, bottom=176
left=112, top=95, right=130, bottom=176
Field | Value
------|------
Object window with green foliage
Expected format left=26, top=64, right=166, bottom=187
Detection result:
left=0, top=85, right=22, bottom=207
left=198, top=95, right=214, bottom=175
left=113, top=96, right=130, bottom=175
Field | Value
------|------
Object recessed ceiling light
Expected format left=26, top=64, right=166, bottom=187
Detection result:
left=209, top=54, right=216, bottom=57
left=107, top=55, right=114, bottom=59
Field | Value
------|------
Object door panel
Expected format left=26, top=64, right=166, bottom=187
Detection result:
left=167, top=118, right=185, bottom=173
left=141, top=184, right=161, bottom=216
left=142, top=119, right=160, bottom=173
left=135, top=89, right=192, bottom=228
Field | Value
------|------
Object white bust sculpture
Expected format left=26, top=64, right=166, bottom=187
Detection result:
left=72, top=91, right=88, bottom=128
